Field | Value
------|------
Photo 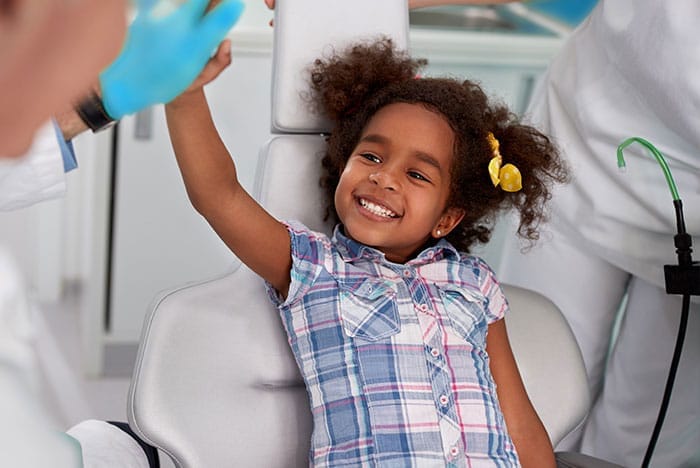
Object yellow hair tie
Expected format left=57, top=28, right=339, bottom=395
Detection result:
left=487, top=132, right=522, bottom=192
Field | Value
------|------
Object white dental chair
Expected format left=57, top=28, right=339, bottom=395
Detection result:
left=127, top=1, right=618, bottom=466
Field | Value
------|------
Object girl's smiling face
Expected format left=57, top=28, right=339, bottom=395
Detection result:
left=334, top=102, right=465, bottom=263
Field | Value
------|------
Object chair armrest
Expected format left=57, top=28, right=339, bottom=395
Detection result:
left=556, top=451, right=625, bottom=468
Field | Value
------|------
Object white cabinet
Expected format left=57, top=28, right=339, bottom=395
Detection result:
left=411, top=28, right=562, bottom=113
left=411, top=28, right=562, bottom=265
left=109, top=57, right=274, bottom=341
left=81, top=35, right=275, bottom=375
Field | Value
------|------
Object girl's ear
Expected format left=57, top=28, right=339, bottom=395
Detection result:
left=432, top=207, right=465, bottom=239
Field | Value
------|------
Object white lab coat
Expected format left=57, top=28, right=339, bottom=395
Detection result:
left=0, top=246, right=151, bottom=467
left=1, top=128, right=151, bottom=467
left=525, top=0, right=700, bottom=289
left=0, top=247, right=82, bottom=467
left=0, top=122, right=67, bottom=211
left=1, top=123, right=77, bottom=467
left=498, top=1, right=700, bottom=466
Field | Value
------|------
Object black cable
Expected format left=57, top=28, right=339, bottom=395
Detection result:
left=617, top=139, right=697, bottom=468
left=640, top=293, right=691, bottom=468
left=105, top=123, right=120, bottom=332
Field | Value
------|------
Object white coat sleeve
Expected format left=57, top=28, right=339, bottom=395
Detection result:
left=0, top=247, right=83, bottom=467
left=0, top=248, right=153, bottom=467
left=0, top=122, right=66, bottom=211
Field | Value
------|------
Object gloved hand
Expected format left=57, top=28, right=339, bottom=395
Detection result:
left=100, top=0, right=244, bottom=119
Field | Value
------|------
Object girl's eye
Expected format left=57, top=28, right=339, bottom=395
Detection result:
left=360, top=153, right=381, bottom=163
left=408, top=171, right=430, bottom=182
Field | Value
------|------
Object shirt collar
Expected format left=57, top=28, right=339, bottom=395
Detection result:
left=332, top=224, right=461, bottom=266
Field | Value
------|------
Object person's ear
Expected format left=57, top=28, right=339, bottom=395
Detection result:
left=431, top=207, right=465, bottom=239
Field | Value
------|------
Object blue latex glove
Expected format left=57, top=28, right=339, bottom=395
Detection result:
left=100, top=0, right=244, bottom=119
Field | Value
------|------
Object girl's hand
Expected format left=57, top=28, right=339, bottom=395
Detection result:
left=264, top=0, right=274, bottom=27
left=171, top=39, right=233, bottom=104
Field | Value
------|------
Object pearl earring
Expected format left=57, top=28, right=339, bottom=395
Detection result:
left=436, top=230, right=442, bottom=237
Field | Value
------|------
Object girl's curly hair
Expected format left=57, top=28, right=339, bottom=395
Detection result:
left=310, top=37, right=569, bottom=253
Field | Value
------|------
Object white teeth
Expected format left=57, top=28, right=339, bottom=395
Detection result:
left=359, top=198, right=397, bottom=218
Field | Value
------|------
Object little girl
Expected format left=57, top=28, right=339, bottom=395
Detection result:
left=167, top=38, right=568, bottom=467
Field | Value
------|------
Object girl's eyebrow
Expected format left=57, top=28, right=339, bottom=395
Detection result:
left=414, top=152, right=442, bottom=172
left=359, top=133, right=388, bottom=145
left=360, top=133, right=443, bottom=171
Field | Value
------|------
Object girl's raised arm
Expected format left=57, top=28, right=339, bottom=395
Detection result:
left=263, top=0, right=516, bottom=12
left=409, top=0, right=516, bottom=7
left=486, top=319, right=556, bottom=468
left=165, top=40, right=292, bottom=296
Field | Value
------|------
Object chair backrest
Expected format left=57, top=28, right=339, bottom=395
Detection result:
left=127, top=158, right=591, bottom=466
left=127, top=2, right=589, bottom=466
left=128, top=144, right=589, bottom=467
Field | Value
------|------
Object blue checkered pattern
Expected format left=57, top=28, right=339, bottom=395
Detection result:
left=267, top=221, right=521, bottom=467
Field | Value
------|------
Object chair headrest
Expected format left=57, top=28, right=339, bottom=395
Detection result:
left=270, top=0, right=409, bottom=134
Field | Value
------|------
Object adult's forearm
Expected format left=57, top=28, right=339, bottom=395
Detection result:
left=54, top=107, right=89, bottom=142
left=54, top=83, right=109, bottom=141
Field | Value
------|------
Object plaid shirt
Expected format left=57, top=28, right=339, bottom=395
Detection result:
left=268, top=222, right=520, bottom=467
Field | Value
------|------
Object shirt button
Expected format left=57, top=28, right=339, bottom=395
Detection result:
left=417, top=303, right=429, bottom=312
left=430, top=348, right=440, bottom=358
left=449, top=446, right=460, bottom=457
left=403, top=269, right=411, bottom=277
left=439, top=395, right=449, bottom=406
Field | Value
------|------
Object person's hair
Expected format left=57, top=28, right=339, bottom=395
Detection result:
left=309, top=37, right=569, bottom=253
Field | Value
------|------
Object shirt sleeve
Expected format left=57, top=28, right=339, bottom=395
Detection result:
left=265, top=220, right=330, bottom=308
left=0, top=122, right=67, bottom=211
left=475, top=257, right=508, bottom=324
left=51, top=119, right=77, bottom=172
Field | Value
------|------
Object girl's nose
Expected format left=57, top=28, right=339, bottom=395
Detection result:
left=368, top=170, right=397, bottom=191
